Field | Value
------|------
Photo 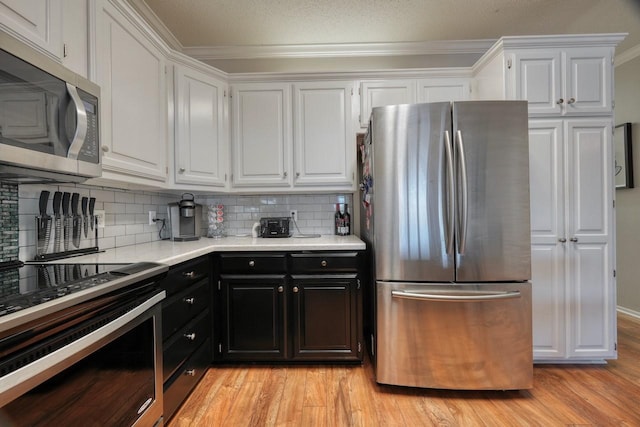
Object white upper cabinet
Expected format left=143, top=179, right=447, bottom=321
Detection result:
left=0, top=0, right=62, bottom=59
left=94, top=0, right=168, bottom=185
left=61, top=0, right=88, bottom=78
left=293, top=81, right=355, bottom=187
left=511, top=47, right=613, bottom=116
left=359, top=80, right=416, bottom=127
left=417, top=78, right=470, bottom=103
left=174, top=64, right=228, bottom=188
left=231, top=83, right=292, bottom=188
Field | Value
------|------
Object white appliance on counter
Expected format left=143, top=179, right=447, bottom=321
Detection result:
left=360, top=101, right=533, bottom=390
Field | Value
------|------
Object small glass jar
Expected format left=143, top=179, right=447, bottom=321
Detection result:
left=207, top=204, right=226, bottom=238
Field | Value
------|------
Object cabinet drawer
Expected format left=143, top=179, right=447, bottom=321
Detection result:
left=220, top=253, right=287, bottom=274
left=163, top=309, right=210, bottom=382
left=290, top=252, right=359, bottom=273
left=162, top=256, right=211, bottom=297
left=164, top=339, right=211, bottom=422
left=162, top=279, right=210, bottom=339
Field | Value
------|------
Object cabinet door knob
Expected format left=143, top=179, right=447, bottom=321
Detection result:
left=185, top=369, right=196, bottom=376
left=293, top=286, right=299, bottom=293
left=184, top=333, right=196, bottom=341
left=283, top=171, right=288, bottom=178
left=101, top=145, right=109, bottom=152
left=248, top=260, right=255, bottom=267
left=321, top=260, right=327, bottom=267
left=567, top=97, right=576, bottom=104
left=570, top=237, right=579, bottom=242
left=179, top=167, right=186, bottom=173
left=184, top=297, right=195, bottom=305
left=556, top=98, right=564, bottom=105
left=277, top=285, right=284, bottom=293
left=558, top=237, right=567, bottom=243
left=296, top=172, right=300, bottom=177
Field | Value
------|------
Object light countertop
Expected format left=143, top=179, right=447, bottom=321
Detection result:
left=47, top=235, right=366, bottom=266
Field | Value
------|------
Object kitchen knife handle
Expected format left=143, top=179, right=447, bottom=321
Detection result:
left=89, top=197, right=96, bottom=214
left=39, top=190, right=50, bottom=216
left=71, top=193, right=79, bottom=215
left=53, top=191, right=62, bottom=215
left=81, top=197, right=88, bottom=214
left=62, top=192, right=71, bottom=216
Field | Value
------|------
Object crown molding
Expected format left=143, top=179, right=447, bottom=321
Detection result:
left=183, top=39, right=496, bottom=60
left=496, top=33, right=627, bottom=50
left=127, top=0, right=183, bottom=51
left=616, top=43, right=640, bottom=67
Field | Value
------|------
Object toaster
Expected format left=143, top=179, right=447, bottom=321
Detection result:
left=259, top=217, right=292, bottom=237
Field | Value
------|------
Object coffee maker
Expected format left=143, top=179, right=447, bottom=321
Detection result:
left=167, top=193, right=202, bottom=241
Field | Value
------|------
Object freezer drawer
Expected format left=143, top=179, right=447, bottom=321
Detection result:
left=376, top=281, right=532, bottom=390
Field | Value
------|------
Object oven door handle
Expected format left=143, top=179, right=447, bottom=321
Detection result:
left=0, top=291, right=165, bottom=407
left=65, top=83, right=88, bottom=160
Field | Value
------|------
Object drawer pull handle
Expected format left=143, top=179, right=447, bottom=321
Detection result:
left=185, top=369, right=196, bottom=376
left=184, top=333, right=196, bottom=341
left=248, top=260, right=255, bottom=267
left=278, top=285, right=284, bottom=293
left=293, top=286, right=299, bottom=293
left=321, top=260, right=327, bottom=267
left=183, top=271, right=196, bottom=278
left=184, top=297, right=195, bottom=305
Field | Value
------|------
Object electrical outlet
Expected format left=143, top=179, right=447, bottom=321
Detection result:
left=148, top=211, right=156, bottom=225
left=289, top=210, right=297, bottom=220
left=94, top=210, right=106, bottom=228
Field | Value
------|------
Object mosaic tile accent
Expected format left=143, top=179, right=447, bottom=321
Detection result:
left=0, top=182, right=19, bottom=263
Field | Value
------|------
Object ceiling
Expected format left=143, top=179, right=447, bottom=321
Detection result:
left=130, top=0, right=640, bottom=73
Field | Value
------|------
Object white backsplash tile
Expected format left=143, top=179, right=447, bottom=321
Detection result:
left=14, top=182, right=352, bottom=261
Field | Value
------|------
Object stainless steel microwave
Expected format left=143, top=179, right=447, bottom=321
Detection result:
left=0, top=33, right=101, bottom=183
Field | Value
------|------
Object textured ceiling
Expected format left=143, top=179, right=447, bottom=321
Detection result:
left=136, top=0, right=640, bottom=72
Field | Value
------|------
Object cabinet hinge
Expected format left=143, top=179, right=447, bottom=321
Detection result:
left=218, top=343, right=222, bottom=353
left=224, top=173, right=227, bottom=182
left=357, top=342, right=362, bottom=353
left=358, top=114, right=361, bottom=123
left=612, top=100, right=615, bottom=110
left=351, top=88, right=353, bottom=96
left=164, top=65, right=167, bottom=74
left=231, top=173, right=234, bottom=182
left=63, top=43, right=68, bottom=58
left=615, top=342, right=617, bottom=351
left=166, top=166, right=169, bottom=175
left=224, top=90, right=227, bottom=97
left=218, top=280, right=221, bottom=291
left=358, top=88, right=361, bottom=96
left=613, top=269, right=616, bottom=278
left=357, top=279, right=361, bottom=290
left=507, top=58, right=512, bottom=69
left=613, top=200, right=616, bottom=208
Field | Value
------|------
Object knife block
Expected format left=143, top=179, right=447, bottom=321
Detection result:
left=34, top=215, right=100, bottom=261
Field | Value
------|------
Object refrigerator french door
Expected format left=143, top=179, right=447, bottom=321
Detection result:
left=365, top=101, right=533, bottom=390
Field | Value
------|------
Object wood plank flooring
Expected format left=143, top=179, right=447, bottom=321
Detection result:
left=169, top=313, right=640, bottom=426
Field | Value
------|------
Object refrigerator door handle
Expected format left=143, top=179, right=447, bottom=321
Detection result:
left=444, top=130, right=455, bottom=255
left=455, top=130, right=468, bottom=255
left=391, top=290, right=521, bottom=302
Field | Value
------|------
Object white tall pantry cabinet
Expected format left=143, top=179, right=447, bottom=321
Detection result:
left=473, top=34, right=625, bottom=361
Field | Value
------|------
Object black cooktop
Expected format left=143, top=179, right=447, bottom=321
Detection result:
left=0, top=261, right=131, bottom=317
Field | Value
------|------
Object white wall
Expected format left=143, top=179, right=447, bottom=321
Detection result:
left=614, top=54, right=640, bottom=314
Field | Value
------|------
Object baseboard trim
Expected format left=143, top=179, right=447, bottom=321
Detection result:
left=617, top=306, right=640, bottom=319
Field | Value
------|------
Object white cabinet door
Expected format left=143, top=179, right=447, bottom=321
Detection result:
left=417, top=78, right=470, bottom=103
left=564, top=48, right=612, bottom=115
left=512, top=48, right=612, bottom=116
left=175, top=65, right=228, bottom=188
left=231, top=83, right=291, bottom=187
left=0, top=0, right=62, bottom=58
left=95, top=0, right=167, bottom=183
left=565, top=119, right=615, bottom=359
left=528, top=120, right=566, bottom=359
left=360, top=80, right=416, bottom=127
left=293, top=81, right=354, bottom=187
left=513, top=50, right=562, bottom=115
left=61, top=0, right=88, bottom=78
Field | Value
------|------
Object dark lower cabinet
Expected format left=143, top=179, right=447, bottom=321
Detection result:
left=291, top=275, right=359, bottom=360
left=216, top=252, right=363, bottom=362
left=221, top=275, right=287, bottom=360
left=159, top=255, right=212, bottom=422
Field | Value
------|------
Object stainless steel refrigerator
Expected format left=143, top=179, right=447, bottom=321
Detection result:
left=360, top=101, right=533, bottom=390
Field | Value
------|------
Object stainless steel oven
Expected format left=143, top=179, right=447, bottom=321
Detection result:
left=0, top=262, right=168, bottom=426
left=0, top=32, right=101, bottom=183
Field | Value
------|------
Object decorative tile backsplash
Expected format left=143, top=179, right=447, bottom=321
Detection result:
left=0, top=182, right=19, bottom=263
left=13, top=182, right=352, bottom=262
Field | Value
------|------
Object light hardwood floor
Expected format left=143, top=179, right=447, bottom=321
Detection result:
left=169, top=313, right=640, bottom=426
